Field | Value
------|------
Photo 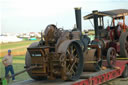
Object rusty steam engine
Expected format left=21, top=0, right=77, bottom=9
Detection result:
left=25, top=8, right=128, bottom=81
left=25, top=8, right=90, bottom=81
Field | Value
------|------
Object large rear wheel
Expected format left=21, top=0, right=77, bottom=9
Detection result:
left=65, top=42, right=83, bottom=81
left=122, top=64, right=128, bottom=78
left=119, top=32, right=128, bottom=57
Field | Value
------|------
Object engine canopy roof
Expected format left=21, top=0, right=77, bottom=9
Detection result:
left=84, top=9, right=128, bottom=20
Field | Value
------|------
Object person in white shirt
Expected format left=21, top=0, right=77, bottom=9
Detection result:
left=2, top=50, right=15, bottom=81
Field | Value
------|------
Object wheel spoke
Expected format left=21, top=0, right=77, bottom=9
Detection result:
left=72, top=48, right=76, bottom=55
left=110, top=55, right=112, bottom=59
left=112, top=50, right=115, bottom=56
left=107, top=47, right=116, bottom=68
left=70, top=45, right=74, bottom=54
left=74, top=64, right=78, bottom=69
left=67, top=49, right=70, bottom=55
left=76, top=58, right=79, bottom=63
left=68, top=59, right=77, bottom=73
left=65, top=43, right=82, bottom=80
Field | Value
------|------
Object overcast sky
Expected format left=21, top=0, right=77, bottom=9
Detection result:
left=1, top=0, right=128, bottom=33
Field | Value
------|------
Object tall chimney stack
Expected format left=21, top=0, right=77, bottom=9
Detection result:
left=75, top=7, right=82, bottom=32
left=93, top=10, right=99, bottom=39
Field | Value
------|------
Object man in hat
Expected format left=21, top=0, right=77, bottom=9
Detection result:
left=2, top=49, right=15, bottom=81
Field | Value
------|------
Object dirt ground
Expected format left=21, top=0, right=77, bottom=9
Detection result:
left=102, top=78, right=128, bottom=85
left=10, top=77, right=128, bottom=85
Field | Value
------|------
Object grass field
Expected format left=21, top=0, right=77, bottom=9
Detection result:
left=0, top=40, right=39, bottom=57
left=0, top=40, right=39, bottom=50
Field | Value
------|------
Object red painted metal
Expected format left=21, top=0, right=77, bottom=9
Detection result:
left=123, top=16, right=126, bottom=32
left=72, top=60, right=128, bottom=85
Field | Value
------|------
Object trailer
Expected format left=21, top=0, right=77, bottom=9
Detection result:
left=73, top=59, right=128, bottom=85
left=8, top=58, right=128, bottom=85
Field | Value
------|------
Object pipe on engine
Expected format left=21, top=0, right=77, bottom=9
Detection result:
left=93, top=10, right=99, bottom=39
left=75, top=7, right=82, bottom=32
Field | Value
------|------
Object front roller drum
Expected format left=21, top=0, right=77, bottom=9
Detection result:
left=83, top=49, right=101, bottom=71
left=25, top=42, right=47, bottom=80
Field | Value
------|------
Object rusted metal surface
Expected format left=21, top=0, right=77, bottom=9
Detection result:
left=26, top=30, right=84, bottom=80
left=25, top=8, right=91, bottom=81
left=83, top=44, right=102, bottom=71
left=83, top=49, right=97, bottom=71
left=27, top=40, right=84, bottom=80
left=88, top=45, right=101, bottom=61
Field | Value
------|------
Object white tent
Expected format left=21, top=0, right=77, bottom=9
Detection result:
left=0, top=36, right=23, bottom=44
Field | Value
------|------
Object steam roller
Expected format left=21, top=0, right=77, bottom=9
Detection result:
left=25, top=8, right=91, bottom=81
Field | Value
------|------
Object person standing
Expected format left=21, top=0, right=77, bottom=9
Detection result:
left=2, top=49, right=15, bottom=81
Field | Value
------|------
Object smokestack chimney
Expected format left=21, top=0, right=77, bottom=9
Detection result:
left=93, top=10, right=99, bottom=39
left=75, top=7, right=82, bottom=32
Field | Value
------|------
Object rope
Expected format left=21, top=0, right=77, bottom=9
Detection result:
left=89, top=19, right=94, bottom=28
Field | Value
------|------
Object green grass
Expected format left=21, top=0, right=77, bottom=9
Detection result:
left=0, top=40, right=39, bottom=50
left=0, top=56, right=25, bottom=60
left=0, top=56, right=31, bottom=84
left=13, top=56, right=25, bottom=60
left=88, top=35, right=95, bottom=40
left=12, top=48, right=26, bottom=52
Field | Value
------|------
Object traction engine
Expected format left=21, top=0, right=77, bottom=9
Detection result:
left=84, top=9, right=128, bottom=70
left=25, top=8, right=90, bottom=81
